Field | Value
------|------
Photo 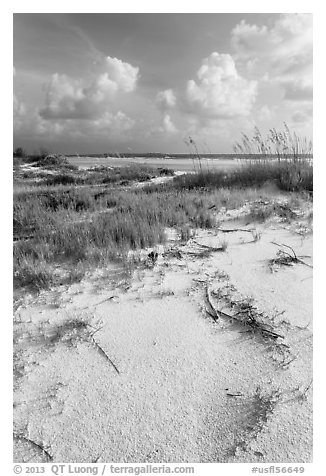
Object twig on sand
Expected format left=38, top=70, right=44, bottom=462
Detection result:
left=217, top=228, right=255, bottom=233
left=205, top=286, right=219, bottom=321
left=295, top=319, right=312, bottom=330
left=80, top=296, right=118, bottom=311
left=271, top=242, right=297, bottom=259
left=163, top=249, right=182, bottom=260
left=90, top=336, right=120, bottom=374
left=301, top=378, right=313, bottom=396
left=209, top=287, right=284, bottom=340
left=226, top=392, right=244, bottom=397
left=270, top=242, right=313, bottom=268
left=193, top=241, right=226, bottom=252
left=13, top=433, right=53, bottom=461
left=88, top=324, right=105, bottom=338
left=218, top=307, right=284, bottom=340
left=300, top=275, right=313, bottom=282
left=184, top=249, right=211, bottom=258
left=92, top=454, right=103, bottom=463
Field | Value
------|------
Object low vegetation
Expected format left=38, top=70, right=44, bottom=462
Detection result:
left=169, top=159, right=312, bottom=193
left=177, top=124, right=312, bottom=193
left=13, top=126, right=313, bottom=291
left=13, top=184, right=228, bottom=289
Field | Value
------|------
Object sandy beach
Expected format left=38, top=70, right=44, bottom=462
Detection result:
left=67, top=156, right=241, bottom=173
left=13, top=197, right=312, bottom=463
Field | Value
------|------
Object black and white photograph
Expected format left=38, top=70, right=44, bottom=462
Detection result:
left=11, top=5, right=314, bottom=470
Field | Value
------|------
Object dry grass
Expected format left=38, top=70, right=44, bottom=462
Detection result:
left=13, top=146, right=312, bottom=291
left=13, top=183, right=243, bottom=290
left=170, top=159, right=312, bottom=193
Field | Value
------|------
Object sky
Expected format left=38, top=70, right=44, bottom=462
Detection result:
left=13, top=13, right=313, bottom=154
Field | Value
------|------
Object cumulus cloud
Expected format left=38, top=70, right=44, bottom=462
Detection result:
left=231, top=14, right=312, bottom=101
left=40, top=56, right=139, bottom=120
left=156, top=89, right=177, bottom=111
left=155, top=89, right=178, bottom=134
left=161, top=114, right=177, bottom=134
left=183, top=52, right=257, bottom=119
left=232, top=14, right=312, bottom=65
left=90, top=111, right=135, bottom=135
left=14, top=95, right=135, bottom=143
left=154, top=52, right=258, bottom=137
left=105, top=56, right=139, bottom=93
left=40, top=74, right=87, bottom=119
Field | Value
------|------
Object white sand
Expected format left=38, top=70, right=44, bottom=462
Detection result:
left=13, top=204, right=312, bottom=463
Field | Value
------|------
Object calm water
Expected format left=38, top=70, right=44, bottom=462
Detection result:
left=68, top=155, right=241, bottom=172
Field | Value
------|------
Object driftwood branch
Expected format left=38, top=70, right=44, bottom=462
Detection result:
left=210, top=296, right=284, bottom=340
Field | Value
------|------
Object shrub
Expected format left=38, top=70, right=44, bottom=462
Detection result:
left=45, top=173, right=80, bottom=186
left=37, top=154, right=70, bottom=168
left=14, top=147, right=27, bottom=158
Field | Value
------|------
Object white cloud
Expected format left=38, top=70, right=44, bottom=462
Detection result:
left=154, top=53, right=258, bottom=138
left=156, top=89, right=177, bottom=111
left=232, top=14, right=312, bottom=66
left=13, top=95, right=26, bottom=118
left=162, top=114, right=177, bottom=134
left=183, top=52, right=257, bottom=119
left=155, top=90, right=178, bottom=134
left=14, top=96, right=135, bottom=143
left=105, top=56, right=139, bottom=93
left=231, top=14, right=312, bottom=102
left=90, top=111, right=135, bottom=135
left=40, top=56, right=139, bottom=120
left=14, top=56, right=138, bottom=146
left=40, top=74, right=86, bottom=119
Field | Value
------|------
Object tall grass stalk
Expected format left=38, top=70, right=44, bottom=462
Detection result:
left=233, top=123, right=313, bottom=162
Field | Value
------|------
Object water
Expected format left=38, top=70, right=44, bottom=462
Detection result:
left=68, top=155, right=241, bottom=172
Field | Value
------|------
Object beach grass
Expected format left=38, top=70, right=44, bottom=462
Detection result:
left=13, top=128, right=313, bottom=291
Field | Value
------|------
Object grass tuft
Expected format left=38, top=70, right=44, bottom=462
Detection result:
left=13, top=129, right=312, bottom=291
